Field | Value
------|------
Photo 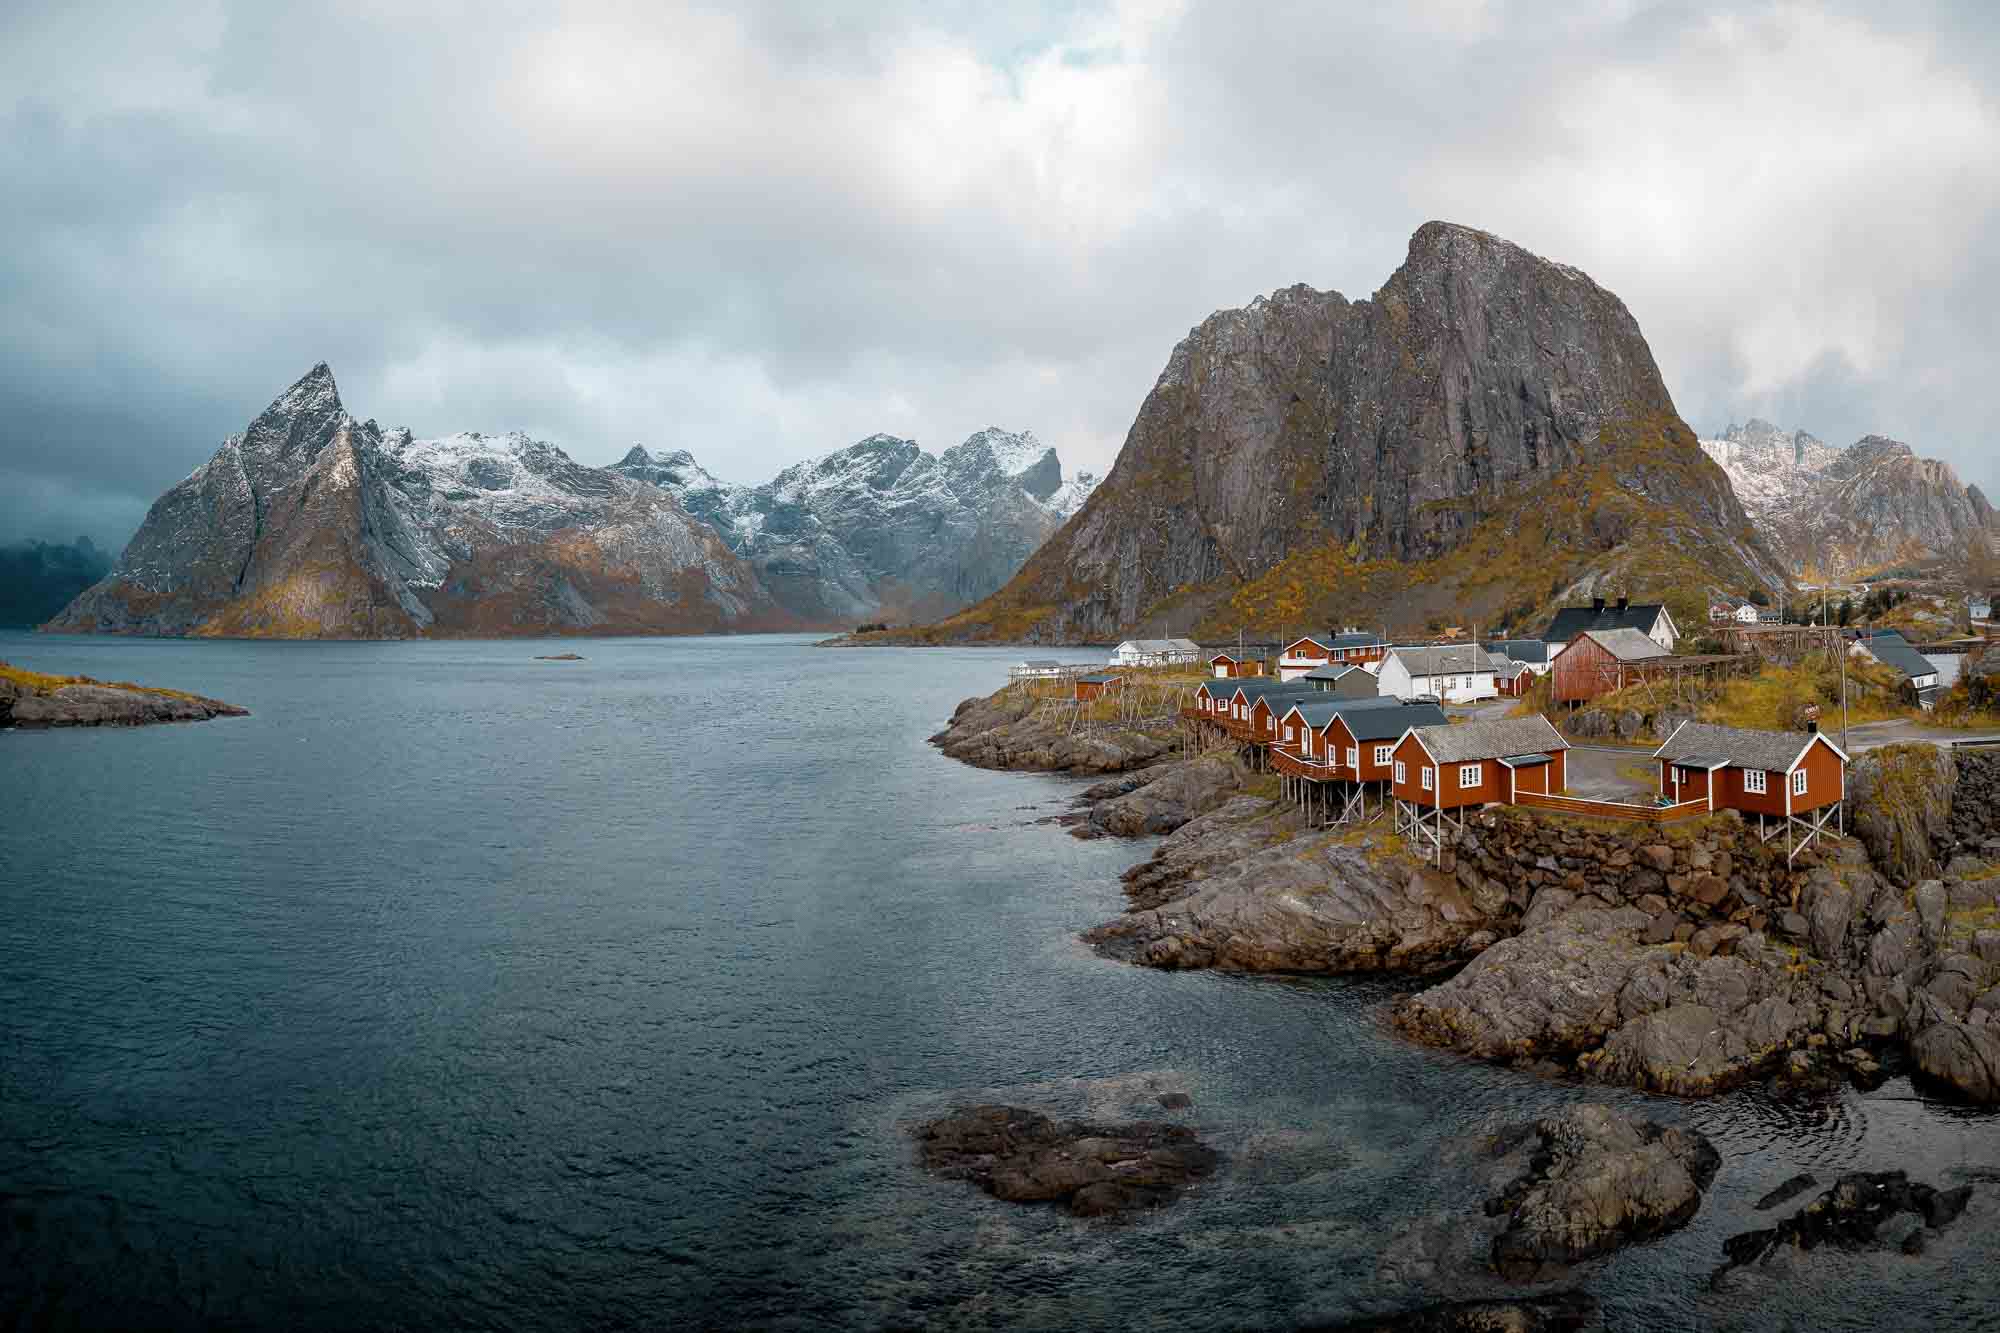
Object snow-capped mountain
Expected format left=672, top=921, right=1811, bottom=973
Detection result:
left=612, top=427, right=1100, bottom=624
left=48, top=365, right=784, bottom=638
left=1700, top=418, right=1995, bottom=579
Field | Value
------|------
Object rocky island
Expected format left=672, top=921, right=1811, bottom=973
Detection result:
left=0, top=660, right=247, bottom=729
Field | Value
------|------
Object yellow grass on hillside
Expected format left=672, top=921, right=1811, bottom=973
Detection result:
left=0, top=660, right=205, bottom=702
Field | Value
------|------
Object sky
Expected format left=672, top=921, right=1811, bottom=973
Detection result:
left=3, top=0, right=1997, bottom=550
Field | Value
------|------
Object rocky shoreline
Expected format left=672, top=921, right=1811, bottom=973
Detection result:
left=1, top=661, right=248, bottom=729
left=938, top=684, right=2000, bottom=1106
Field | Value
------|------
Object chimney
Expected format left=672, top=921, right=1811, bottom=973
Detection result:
left=1615, top=595, right=1629, bottom=614
left=1591, top=596, right=1605, bottom=615
left=1807, top=720, right=1818, bottom=734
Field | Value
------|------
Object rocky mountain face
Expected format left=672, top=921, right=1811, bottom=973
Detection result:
left=917, top=221, right=1783, bottom=644
left=1700, top=420, right=1996, bottom=579
left=46, top=365, right=786, bottom=638
left=611, top=428, right=1098, bottom=625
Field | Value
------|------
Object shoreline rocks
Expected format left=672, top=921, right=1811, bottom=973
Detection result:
left=913, top=1104, right=1220, bottom=1218
left=929, top=690, right=1179, bottom=773
left=0, top=665, right=248, bottom=729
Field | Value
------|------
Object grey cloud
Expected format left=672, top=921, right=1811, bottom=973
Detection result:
left=3, top=0, right=1996, bottom=552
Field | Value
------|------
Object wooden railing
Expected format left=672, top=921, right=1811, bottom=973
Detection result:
left=1512, top=792, right=1710, bottom=823
left=1271, top=748, right=1343, bottom=782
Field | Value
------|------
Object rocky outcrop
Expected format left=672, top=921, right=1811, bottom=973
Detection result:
left=1486, top=1105, right=1719, bottom=1280
left=46, top=365, right=786, bottom=639
left=1085, top=803, right=1507, bottom=974
left=1700, top=419, right=1997, bottom=579
left=613, top=427, right=1097, bottom=626
left=1846, top=743, right=1964, bottom=884
left=928, top=691, right=1179, bottom=774
left=1085, top=755, right=1244, bottom=836
left=913, top=1104, right=1219, bottom=1218
left=921, top=221, right=1783, bottom=643
left=0, top=664, right=246, bottom=728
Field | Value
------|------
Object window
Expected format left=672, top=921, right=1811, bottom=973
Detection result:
left=1394, top=760, right=1406, bottom=783
left=1348, top=746, right=1360, bottom=767
left=1421, top=766, right=1435, bottom=791
left=1792, top=768, right=1808, bottom=796
left=1459, top=763, right=1482, bottom=788
left=1743, top=769, right=1767, bottom=794
left=1374, top=745, right=1392, bottom=766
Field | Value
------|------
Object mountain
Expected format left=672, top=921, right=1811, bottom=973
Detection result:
left=906, top=221, right=1783, bottom=644
left=1699, top=420, right=1996, bottom=579
left=0, top=537, right=111, bottom=627
left=611, top=427, right=1098, bottom=624
left=46, top=365, right=787, bottom=638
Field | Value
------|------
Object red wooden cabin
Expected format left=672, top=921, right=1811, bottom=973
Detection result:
left=1652, top=721, right=1848, bottom=859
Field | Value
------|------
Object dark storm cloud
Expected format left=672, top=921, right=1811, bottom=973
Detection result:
left=3, top=0, right=1997, bottom=550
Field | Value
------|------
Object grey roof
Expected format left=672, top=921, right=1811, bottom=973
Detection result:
left=1077, top=673, right=1122, bottom=684
left=1115, top=638, right=1201, bottom=653
left=1303, top=663, right=1365, bottom=680
left=1573, top=627, right=1671, bottom=662
left=1341, top=701, right=1448, bottom=741
left=1497, top=753, right=1552, bottom=768
left=1020, top=659, right=1062, bottom=667
left=1407, top=715, right=1569, bottom=764
left=1484, top=638, right=1549, bottom=665
left=1279, top=696, right=1405, bottom=729
left=1861, top=631, right=1936, bottom=681
left=1653, top=721, right=1840, bottom=771
left=1544, top=603, right=1667, bottom=642
left=1231, top=678, right=1319, bottom=704
left=1388, top=645, right=1495, bottom=676
left=1193, top=679, right=1233, bottom=699
left=1329, top=631, right=1386, bottom=648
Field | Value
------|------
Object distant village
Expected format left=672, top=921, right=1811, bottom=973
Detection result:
left=1010, top=590, right=2000, bottom=868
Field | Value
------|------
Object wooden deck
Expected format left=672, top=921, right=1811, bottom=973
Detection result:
left=1512, top=792, right=1711, bottom=823
left=1271, top=747, right=1341, bottom=782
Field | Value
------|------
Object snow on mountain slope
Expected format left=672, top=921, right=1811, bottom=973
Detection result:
left=611, top=428, right=1099, bottom=624
left=1700, top=418, right=1995, bottom=578
left=49, top=366, right=783, bottom=638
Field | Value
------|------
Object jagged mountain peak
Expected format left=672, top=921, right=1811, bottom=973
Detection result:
left=919, top=220, right=1779, bottom=643
left=47, top=370, right=781, bottom=638
left=1702, top=420, right=1990, bottom=577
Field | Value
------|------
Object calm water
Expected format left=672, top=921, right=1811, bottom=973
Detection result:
left=2, top=630, right=1996, bottom=1330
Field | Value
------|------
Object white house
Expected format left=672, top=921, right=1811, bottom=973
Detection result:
left=1378, top=644, right=1498, bottom=703
left=1853, top=630, right=1942, bottom=709
left=1734, top=604, right=1763, bottom=624
left=1110, top=638, right=1202, bottom=667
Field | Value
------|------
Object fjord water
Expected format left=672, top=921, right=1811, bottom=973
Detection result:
left=2, top=630, right=1995, bottom=1331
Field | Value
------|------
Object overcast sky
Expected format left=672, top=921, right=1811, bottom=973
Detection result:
left=4, top=0, right=1996, bottom=550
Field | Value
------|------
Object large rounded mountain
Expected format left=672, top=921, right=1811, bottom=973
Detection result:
left=905, top=222, right=1786, bottom=643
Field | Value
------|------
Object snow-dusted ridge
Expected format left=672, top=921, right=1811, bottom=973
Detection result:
left=611, top=427, right=1100, bottom=623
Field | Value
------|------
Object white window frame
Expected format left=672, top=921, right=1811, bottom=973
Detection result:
left=1792, top=768, right=1808, bottom=796
left=1743, top=769, right=1767, bottom=794
left=1420, top=766, right=1435, bottom=792
left=1374, top=744, right=1392, bottom=766
left=1394, top=760, right=1407, bottom=783
left=1347, top=746, right=1359, bottom=767
left=1458, top=763, right=1482, bottom=788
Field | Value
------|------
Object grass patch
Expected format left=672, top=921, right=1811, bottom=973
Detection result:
left=0, top=660, right=203, bottom=702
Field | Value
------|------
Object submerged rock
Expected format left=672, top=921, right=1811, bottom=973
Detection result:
left=914, top=1104, right=1220, bottom=1218
left=1486, top=1104, right=1719, bottom=1281
left=1716, top=1171, right=1976, bottom=1282
left=1312, top=1291, right=1597, bottom=1332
